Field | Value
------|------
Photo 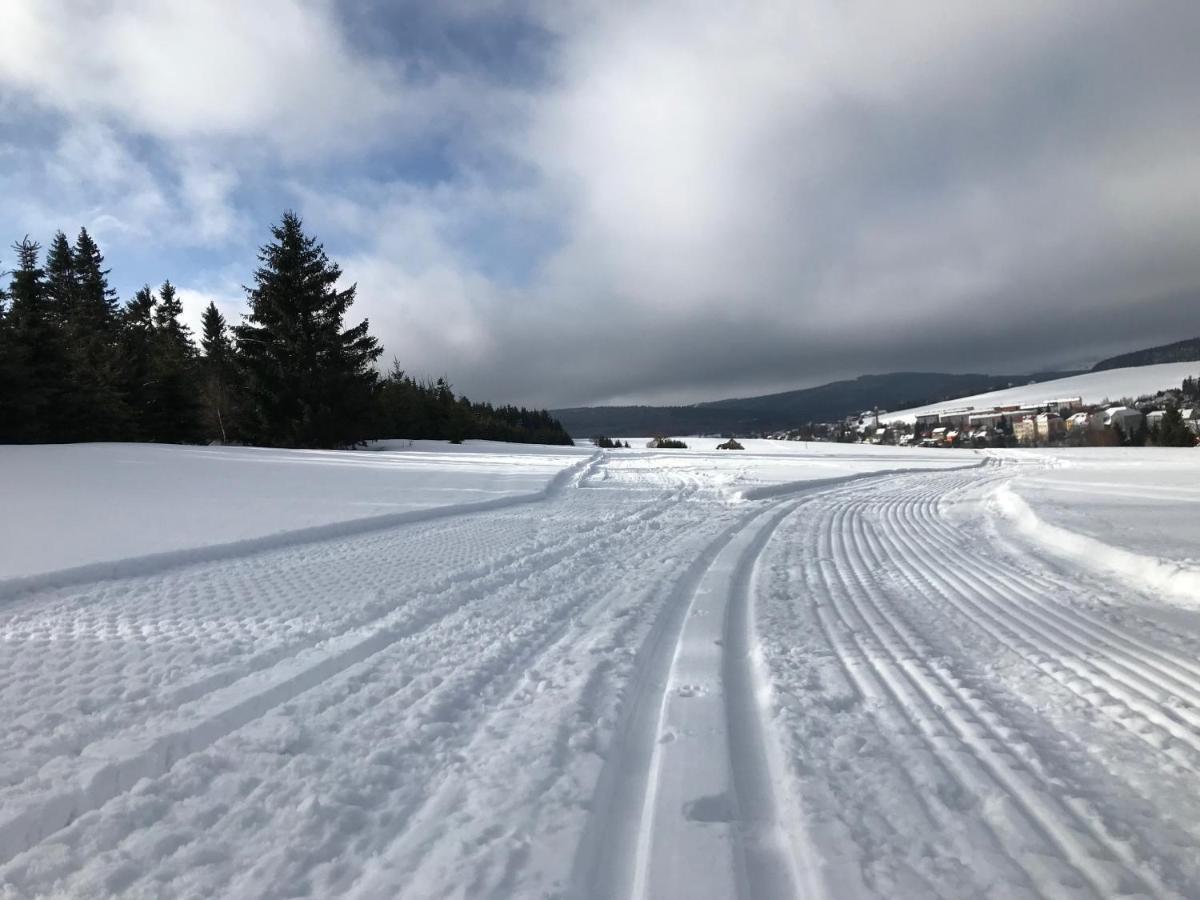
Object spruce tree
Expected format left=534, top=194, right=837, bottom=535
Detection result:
left=200, top=301, right=229, bottom=359
left=62, top=228, right=128, bottom=439
left=234, top=212, right=382, bottom=448
left=43, top=230, right=77, bottom=327
left=153, top=280, right=192, bottom=350
left=145, top=280, right=202, bottom=443
left=1156, top=406, right=1193, bottom=447
left=119, top=286, right=159, bottom=436
left=199, top=301, right=234, bottom=443
left=72, top=227, right=119, bottom=335
left=1, top=239, right=70, bottom=442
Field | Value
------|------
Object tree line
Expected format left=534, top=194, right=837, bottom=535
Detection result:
left=0, top=213, right=572, bottom=448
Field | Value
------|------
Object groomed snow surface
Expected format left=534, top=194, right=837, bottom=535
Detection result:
left=2, top=439, right=1200, bottom=898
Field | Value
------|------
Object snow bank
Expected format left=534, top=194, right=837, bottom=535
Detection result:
left=994, top=482, right=1200, bottom=606
left=882, top=362, right=1200, bottom=424
left=0, top=442, right=592, bottom=592
left=996, top=446, right=1200, bottom=563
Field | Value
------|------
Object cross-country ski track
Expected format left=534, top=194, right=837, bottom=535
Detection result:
left=3, top=447, right=1200, bottom=898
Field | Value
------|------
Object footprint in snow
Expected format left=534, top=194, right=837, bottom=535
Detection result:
left=683, top=792, right=733, bottom=823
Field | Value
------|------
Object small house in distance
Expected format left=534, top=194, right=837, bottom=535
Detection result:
left=1182, top=408, right=1200, bottom=435
left=1015, top=417, right=1037, bottom=445
left=1036, top=412, right=1065, bottom=442
left=1104, top=406, right=1144, bottom=433
left=1066, top=411, right=1098, bottom=432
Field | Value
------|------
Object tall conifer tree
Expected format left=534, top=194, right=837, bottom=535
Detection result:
left=234, top=212, right=381, bottom=448
left=72, top=227, right=119, bottom=334
left=119, top=286, right=158, bottom=435
left=43, top=230, right=77, bottom=327
left=62, top=228, right=128, bottom=439
left=154, top=280, right=192, bottom=350
left=144, top=280, right=202, bottom=443
left=200, top=301, right=234, bottom=442
left=1, top=239, right=69, bottom=441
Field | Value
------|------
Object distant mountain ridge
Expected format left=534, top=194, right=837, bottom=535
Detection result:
left=1092, top=337, right=1200, bottom=372
left=553, top=370, right=1080, bottom=437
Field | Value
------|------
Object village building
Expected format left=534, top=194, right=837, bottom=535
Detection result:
left=1035, top=412, right=1065, bottom=442
left=937, top=410, right=972, bottom=428
left=1014, top=416, right=1038, bottom=445
left=1104, top=406, right=1144, bottom=433
left=1182, top=408, right=1200, bottom=435
left=1066, top=411, right=1097, bottom=431
left=1044, top=397, right=1083, bottom=414
left=968, top=412, right=1006, bottom=428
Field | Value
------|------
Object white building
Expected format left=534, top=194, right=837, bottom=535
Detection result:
left=1182, top=408, right=1200, bottom=436
left=968, top=412, right=1006, bottom=428
left=1015, top=417, right=1037, bottom=445
left=1035, top=412, right=1065, bottom=441
left=1104, top=406, right=1144, bottom=433
left=937, top=410, right=972, bottom=428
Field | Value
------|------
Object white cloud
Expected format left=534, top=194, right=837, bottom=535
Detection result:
left=0, top=0, right=419, bottom=154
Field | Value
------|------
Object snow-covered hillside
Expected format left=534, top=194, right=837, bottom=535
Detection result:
left=2, top=442, right=1200, bottom=898
left=881, top=361, right=1200, bottom=423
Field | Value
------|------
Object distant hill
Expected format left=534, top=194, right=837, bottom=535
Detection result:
left=1092, top=337, right=1200, bottom=371
left=553, top=371, right=1080, bottom=436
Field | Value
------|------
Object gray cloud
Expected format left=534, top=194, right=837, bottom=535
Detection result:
left=3, top=1, right=1199, bottom=407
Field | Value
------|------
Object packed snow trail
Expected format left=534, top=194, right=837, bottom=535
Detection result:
left=3, top=450, right=1200, bottom=897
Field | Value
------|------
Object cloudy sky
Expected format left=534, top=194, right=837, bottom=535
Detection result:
left=2, top=1, right=1199, bottom=407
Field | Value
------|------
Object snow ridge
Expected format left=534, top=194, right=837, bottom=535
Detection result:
left=994, top=483, right=1200, bottom=607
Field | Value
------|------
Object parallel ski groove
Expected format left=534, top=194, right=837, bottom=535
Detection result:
left=824, top=503, right=1110, bottom=896
left=842, top=503, right=1164, bottom=897
left=805, top=506, right=1034, bottom=893
left=910, top=491, right=1200, bottom=703
left=858, top=492, right=1177, bottom=895
left=569, top=502, right=781, bottom=900
left=721, top=501, right=815, bottom=900
left=874, top=493, right=1200, bottom=770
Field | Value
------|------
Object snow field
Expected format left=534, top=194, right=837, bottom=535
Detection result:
left=0, top=441, right=593, bottom=588
left=0, top=475, right=720, bottom=897
left=2, top=442, right=1200, bottom=897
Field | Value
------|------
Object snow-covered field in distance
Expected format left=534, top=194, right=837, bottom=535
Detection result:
left=0, top=441, right=592, bottom=586
left=601, top=437, right=970, bottom=497
left=881, top=361, right=1200, bottom=423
